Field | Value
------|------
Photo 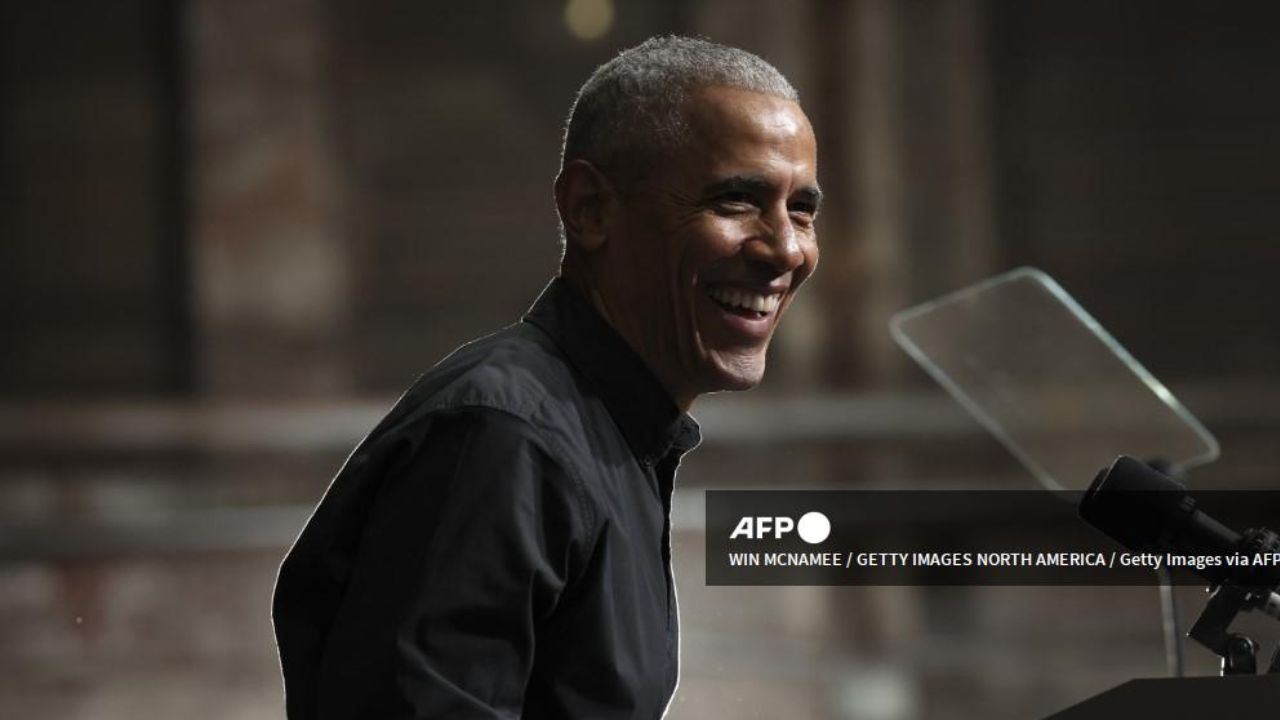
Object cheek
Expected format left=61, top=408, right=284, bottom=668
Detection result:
left=608, top=221, right=669, bottom=283
left=684, top=221, right=750, bottom=272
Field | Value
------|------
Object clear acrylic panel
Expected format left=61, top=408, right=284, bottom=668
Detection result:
left=890, top=267, right=1219, bottom=491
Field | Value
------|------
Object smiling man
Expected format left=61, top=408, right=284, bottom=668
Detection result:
left=559, top=73, right=820, bottom=409
left=273, top=36, right=819, bottom=719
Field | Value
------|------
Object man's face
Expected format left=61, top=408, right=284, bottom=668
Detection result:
left=594, top=85, right=820, bottom=408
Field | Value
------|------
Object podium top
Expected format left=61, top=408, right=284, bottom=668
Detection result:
left=892, top=267, right=1218, bottom=491
left=1048, top=675, right=1280, bottom=719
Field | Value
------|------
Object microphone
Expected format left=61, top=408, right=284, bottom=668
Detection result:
left=1080, top=455, right=1280, bottom=618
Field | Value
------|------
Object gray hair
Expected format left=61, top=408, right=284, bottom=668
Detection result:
left=560, top=35, right=799, bottom=181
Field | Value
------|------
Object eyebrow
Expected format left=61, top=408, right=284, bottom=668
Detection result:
left=702, top=175, right=824, bottom=209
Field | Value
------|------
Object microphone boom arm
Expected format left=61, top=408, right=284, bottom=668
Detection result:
left=1080, top=456, right=1280, bottom=676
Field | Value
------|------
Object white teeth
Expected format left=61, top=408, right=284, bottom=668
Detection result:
left=708, top=286, right=782, bottom=314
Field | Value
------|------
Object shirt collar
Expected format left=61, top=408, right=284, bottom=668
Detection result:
left=523, top=277, right=702, bottom=464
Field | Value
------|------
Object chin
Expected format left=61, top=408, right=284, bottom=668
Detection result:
left=703, top=353, right=767, bottom=393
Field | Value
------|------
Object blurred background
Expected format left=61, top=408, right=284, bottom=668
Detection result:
left=3, top=0, right=1280, bottom=717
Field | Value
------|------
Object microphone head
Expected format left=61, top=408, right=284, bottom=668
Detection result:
left=1079, top=455, right=1189, bottom=552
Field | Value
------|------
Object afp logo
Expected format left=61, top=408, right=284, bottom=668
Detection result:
left=728, top=511, right=831, bottom=544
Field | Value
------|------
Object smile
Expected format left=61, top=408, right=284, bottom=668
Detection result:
left=706, top=285, right=783, bottom=318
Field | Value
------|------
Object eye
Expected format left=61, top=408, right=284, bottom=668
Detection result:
left=714, top=191, right=756, bottom=213
left=788, top=201, right=819, bottom=226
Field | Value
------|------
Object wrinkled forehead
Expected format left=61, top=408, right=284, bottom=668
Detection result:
left=609, top=86, right=816, bottom=189
left=671, top=85, right=817, bottom=178
left=686, top=86, right=810, bottom=137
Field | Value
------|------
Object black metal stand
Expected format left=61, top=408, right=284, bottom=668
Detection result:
left=1188, top=574, right=1280, bottom=675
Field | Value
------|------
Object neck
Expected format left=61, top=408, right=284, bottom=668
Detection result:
left=559, top=269, right=696, bottom=412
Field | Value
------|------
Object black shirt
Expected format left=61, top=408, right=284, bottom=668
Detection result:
left=272, top=277, right=702, bottom=719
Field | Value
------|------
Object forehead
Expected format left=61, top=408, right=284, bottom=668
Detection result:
left=676, top=86, right=817, bottom=175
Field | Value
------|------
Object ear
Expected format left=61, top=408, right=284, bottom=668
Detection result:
left=555, top=159, right=614, bottom=254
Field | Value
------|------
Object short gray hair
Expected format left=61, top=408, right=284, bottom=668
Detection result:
left=560, top=35, right=798, bottom=181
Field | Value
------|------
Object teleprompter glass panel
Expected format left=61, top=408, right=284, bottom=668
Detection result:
left=890, top=267, right=1218, bottom=491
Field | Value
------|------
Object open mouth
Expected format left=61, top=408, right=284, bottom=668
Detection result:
left=706, top=285, right=783, bottom=320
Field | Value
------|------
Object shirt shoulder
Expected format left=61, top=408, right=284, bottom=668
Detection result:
left=401, top=322, right=580, bottom=430
left=366, top=322, right=619, bottom=501
left=429, top=323, right=574, bottom=420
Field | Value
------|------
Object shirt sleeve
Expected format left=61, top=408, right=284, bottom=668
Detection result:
left=312, top=406, right=592, bottom=719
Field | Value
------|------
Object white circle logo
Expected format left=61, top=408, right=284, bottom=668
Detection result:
left=797, top=511, right=831, bottom=544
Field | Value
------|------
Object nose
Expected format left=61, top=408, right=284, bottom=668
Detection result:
left=745, top=205, right=807, bottom=274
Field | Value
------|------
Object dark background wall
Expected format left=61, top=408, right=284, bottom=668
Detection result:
left=1, top=1, right=182, bottom=396
left=2, top=1, right=1279, bottom=718
left=990, top=2, right=1280, bottom=383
